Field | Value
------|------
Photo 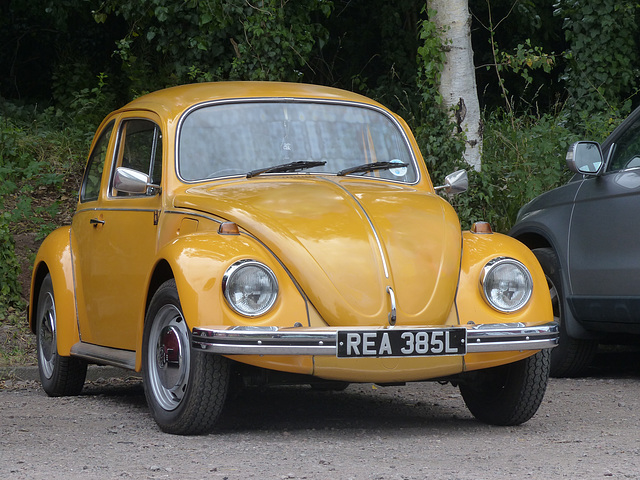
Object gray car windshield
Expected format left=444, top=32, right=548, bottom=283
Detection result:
left=178, top=101, right=417, bottom=183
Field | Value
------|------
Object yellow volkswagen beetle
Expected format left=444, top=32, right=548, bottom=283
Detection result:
left=30, top=82, right=557, bottom=434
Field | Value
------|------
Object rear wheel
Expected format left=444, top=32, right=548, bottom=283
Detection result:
left=36, top=274, right=87, bottom=396
left=142, top=279, right=230, bottom=435
left=459, top=349, right=550, bottom=426
left=533, top=248, right=597, bottom=377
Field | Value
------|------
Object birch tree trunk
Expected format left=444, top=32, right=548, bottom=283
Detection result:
left=429, top=0, right=482, bottom=171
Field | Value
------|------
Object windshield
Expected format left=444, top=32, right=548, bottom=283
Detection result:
left=178, top=101, right=418, bottom=183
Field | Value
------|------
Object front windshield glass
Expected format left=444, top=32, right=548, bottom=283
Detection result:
left=178, top=101, right=418, bottom=183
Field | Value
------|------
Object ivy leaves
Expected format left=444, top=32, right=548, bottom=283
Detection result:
left=95, top=0, right=333, bottom=89
left=556, top=0, right=639, bottom=117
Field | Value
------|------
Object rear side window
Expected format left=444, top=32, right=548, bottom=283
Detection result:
left=80, top=121, right=115, bottom=202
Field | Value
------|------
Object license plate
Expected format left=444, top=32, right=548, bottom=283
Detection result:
left=336, top=328, right=466, bottom=358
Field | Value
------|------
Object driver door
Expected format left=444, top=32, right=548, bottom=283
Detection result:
left=73, top=114, right=163, bottom=350
left=567, top=110, right=640, bottom=326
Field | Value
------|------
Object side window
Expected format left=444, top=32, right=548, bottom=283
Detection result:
left=607, top=115, right=640, bottom=172
left=112, top=119, right=163, bottom=196
left=80, top=120, right=115, bottom=202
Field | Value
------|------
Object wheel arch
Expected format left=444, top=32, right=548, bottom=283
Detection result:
left=145, top=259, right=175, bottom=314
left=511, top=231, right=553, bottom=252
left=132, top=259, right=176, bottom=371
left=510, top=227, right=593, bottom=340
left=29, top=226, right=80, bottom=356
left=30, top=262, right=51, bottom=334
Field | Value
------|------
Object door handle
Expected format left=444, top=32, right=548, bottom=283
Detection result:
left=90, top=218, right=105, bottom=226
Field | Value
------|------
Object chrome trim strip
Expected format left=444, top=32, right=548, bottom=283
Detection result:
left=192, top=322, right=558, bottom=356
left=329, top=178, right=390, bottom=278
left=164, top=209, right=223, bottom=225
left=387, top=286, right=397, bottom=325
left=465, top=322, right=558, bottom=352
left=193, top=326, right=336, bottom=355
left=75, top=207, right=160, bottom=215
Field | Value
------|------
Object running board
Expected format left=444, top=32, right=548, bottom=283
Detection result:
left=70, top=342, right=136, bottom=370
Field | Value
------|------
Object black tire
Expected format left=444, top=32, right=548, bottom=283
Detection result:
left=533, top=248, right=598, bottom=377
left=459, top=349, right=551, bottom=426
left=142, top=279, right=230, bottom=435
left=36, top=274, right=87, bottom=396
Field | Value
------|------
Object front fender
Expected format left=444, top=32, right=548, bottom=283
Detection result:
left=457, top=231, right=554, bottom=371
left=153, top=231, right=314, bottom=375
left=157, top=232, right=311, bottom=331
left=30, top=226, right=79, bottom=356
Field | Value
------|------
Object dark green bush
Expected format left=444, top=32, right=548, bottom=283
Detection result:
left=0, top=103, right=92, bottom=308
left=0, top=212, right=21, bottom=307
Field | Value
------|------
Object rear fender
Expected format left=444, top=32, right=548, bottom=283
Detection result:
left=29, top=227, right=79, bottom=356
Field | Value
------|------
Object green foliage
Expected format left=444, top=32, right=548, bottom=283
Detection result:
left=416, top=10, right=447, bottom=104
left=0, top=212, right=21, bottom=307
left=0, top=103, right=92, bottom=307
left=555, top=0, right=640, bottom=117
left=62, top=73, right=117, bottom=131
left=96, top=0, right=332, bottom=91
left=492, top=38, right=557, bottom=112
left=227, top=1, right=332, bottom=81
left=452, top=111, right=576, bottom=232
left=470, top=0, right=567, bottom=112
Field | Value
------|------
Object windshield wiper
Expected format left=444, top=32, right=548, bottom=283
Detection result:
left=337, top=161, right=408, bottom=176
left=247, top=160, right=327, bottom=178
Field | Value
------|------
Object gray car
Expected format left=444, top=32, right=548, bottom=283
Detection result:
left=510, top=105, right=640, bottom=377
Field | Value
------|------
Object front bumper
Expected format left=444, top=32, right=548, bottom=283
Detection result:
left=192, top=322, right=559, bottom=356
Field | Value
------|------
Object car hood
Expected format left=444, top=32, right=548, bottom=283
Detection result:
left=175, top=177, right=461, bottom=327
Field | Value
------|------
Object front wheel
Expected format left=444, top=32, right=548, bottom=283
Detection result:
left=142, top=279, right=230, bottom=435
left=36, top=274, right=87, bottom=396
left=459, top=349, right=551, bottom=426
left=532, top=247, right=597, bottom=377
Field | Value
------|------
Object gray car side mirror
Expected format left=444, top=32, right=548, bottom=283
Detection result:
left=566, top=141, right=604, bottom=176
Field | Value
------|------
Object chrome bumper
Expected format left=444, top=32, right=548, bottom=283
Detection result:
left=191, top=322, right=559, bottom=356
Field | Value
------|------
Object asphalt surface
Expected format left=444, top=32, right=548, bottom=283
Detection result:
left=2, top=348, right=640, bottom=479
left=0, top=364, right=137, bottom=383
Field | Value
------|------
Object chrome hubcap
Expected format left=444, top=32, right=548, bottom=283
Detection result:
left=147, top=305, right=190, bottom=411
left=38, top=291, right=56, bottom=379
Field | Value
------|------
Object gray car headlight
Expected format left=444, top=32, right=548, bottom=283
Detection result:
left=223, top=260, right=278, bottom=317
left=480, top=257, right=533, bottom=312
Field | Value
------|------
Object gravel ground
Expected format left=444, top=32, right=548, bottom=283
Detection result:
left=1, top=349, right=639, bottom=480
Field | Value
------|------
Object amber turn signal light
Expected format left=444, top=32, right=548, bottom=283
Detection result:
left=218, top=222, right=240, bottom=235
left=471, top=221, right=493, bottom=234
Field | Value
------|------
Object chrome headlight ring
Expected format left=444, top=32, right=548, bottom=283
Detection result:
left=480, top=257, right=533, bottom=313
left=222, top=260, right=279, bottom=317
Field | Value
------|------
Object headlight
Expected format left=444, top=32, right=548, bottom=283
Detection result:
left=223, top=260, right=279, bottom=317
left=480, top=257, right=533, bottom=312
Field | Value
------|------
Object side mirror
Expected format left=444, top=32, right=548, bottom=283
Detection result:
left=114, top=167, right=160, bottom=195
left=566, top=141, right=604, bottom=176
left=434, top=169, right=468, bottom=195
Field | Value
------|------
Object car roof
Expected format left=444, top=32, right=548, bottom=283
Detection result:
left=116, top=82, right=385, bottom=119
